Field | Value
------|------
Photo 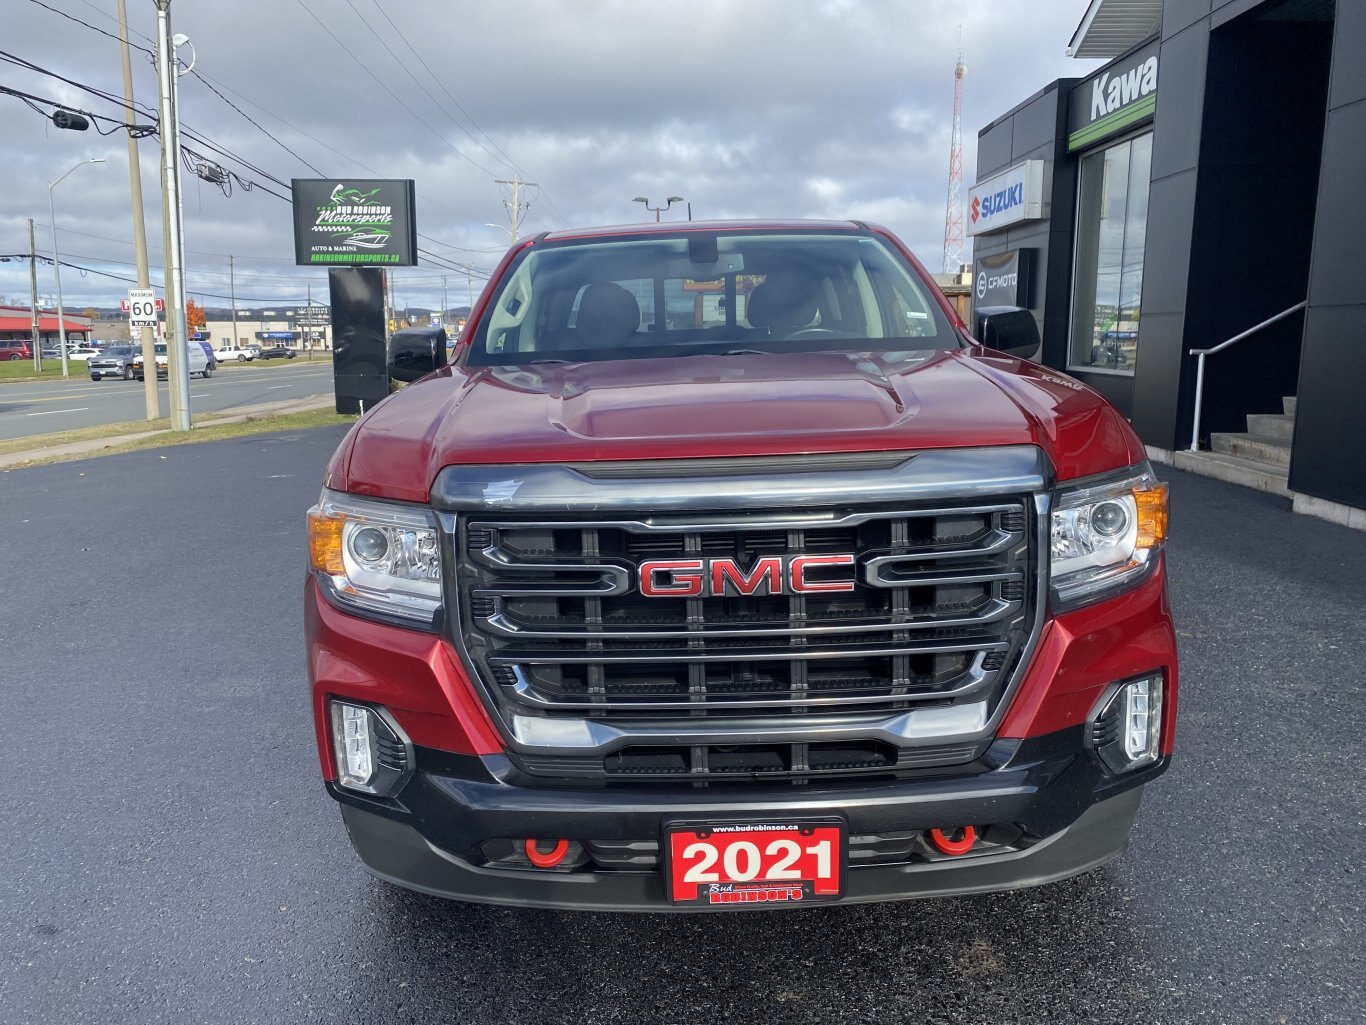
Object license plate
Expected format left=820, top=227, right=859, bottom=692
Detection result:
left=664, top=820, right=845, bottom=907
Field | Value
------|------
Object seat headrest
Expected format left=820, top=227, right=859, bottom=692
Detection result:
left=747, top=275, right=819, bottom=331
left=575, top=282, right=640, bottom=346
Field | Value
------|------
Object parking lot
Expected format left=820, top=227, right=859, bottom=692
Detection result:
left=1, top=428, right=1362, bottom=1025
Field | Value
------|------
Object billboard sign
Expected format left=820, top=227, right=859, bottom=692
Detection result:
left=291, top=179, right=418, bottom=267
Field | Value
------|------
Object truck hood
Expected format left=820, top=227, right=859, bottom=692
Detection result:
left=332, top=349, right=1146, bottom=503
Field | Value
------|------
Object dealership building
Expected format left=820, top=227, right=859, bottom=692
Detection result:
left=972, top=0, right=1364, bottom=528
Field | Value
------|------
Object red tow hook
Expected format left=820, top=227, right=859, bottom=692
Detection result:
left=524, top=838, right=571, bottom=868
left=927, top=826, right=978, bottom=856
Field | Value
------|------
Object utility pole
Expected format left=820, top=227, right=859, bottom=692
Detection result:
left=119, top=0, right=159, bottom=420
left=155, top=0, right=191, bottom=430
left=28, top=219, right=40, bottom=372
left=441, top=275, right=447, bottom=328
left=229, top=255, right=239, bottom=345
left=495, top=176, right=536, bottom=242
left=384, top=268, right=394, bottom=334
left=306, top=280, right=312, bottom=360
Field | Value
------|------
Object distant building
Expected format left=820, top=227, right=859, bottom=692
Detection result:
left=204, top=307, right=333, bottom=350
left=0, top=306, right=93, bottom=346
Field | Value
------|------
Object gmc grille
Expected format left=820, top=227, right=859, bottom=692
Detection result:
left=436, top=450, right=1049, bottom=783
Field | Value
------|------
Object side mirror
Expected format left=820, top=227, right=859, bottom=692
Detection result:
left=974, top=306, right=1040, bottom=359
left=387, top=328, right=449, bottom=383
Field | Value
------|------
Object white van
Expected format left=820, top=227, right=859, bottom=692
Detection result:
left=134, top=340, right=212, bottom=381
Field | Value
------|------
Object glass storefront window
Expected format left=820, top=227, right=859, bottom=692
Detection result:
left=1070, top=132, right=1152, bottom=374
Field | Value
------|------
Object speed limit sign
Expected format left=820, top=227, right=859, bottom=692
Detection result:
left=128, top=288, right=158, bottom=326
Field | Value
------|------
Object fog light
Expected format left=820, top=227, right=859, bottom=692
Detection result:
left=329, top=700, right=414, bottom=796
left=1089, top=674, right=1163, bottom=774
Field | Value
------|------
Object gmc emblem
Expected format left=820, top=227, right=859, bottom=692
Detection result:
left=638, top=555, right=857, bottom=598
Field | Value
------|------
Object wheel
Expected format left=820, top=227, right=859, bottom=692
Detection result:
left=202, top=362, right=214, bottom=378
left=90, top=375, right=98, bottom=382
left=6, top=353, right=20, bottom=361
left=287, top=352, right=296, bottom=359
left=123, top=364, right=133, bottom=381
left=238, top=354, right=248, bottom=362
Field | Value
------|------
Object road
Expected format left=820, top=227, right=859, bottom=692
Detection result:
left=1, top=435, right=1362, bottom=1025
left=0, top=360, right=334, bottom=441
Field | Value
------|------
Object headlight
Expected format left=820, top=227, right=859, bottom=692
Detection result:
left=1050, top=465, right=1168, bottom=609
left=307, top=488, right=442, bottom=626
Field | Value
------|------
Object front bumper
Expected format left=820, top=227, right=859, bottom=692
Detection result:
left=333, top=738, right=1155, bottom=911
left=308, top=552, right=1177, bottom=911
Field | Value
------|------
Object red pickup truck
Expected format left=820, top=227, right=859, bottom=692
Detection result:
left=306, top=220, right=1176, bottom=911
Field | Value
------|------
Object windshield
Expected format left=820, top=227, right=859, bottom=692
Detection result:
left=466, top=230, right=956, bottom=365
left=102, top=345, right=134, bottom=357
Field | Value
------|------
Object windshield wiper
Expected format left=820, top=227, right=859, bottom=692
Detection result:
left=528, top=358, right=571, bottom=365
left=722, top=348, right=771, bottom=356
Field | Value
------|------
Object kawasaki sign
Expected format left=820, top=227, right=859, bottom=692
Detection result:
left=967, top=160, right=1044, bottom=237
left=291, top=179, right=418, bottom=267
left=1068, top=40, right=1159, bottom=152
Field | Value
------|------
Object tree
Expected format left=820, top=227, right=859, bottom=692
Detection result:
left=186, top=300, right=207, bottom=331
left=82, top=307, right=100, bottom=321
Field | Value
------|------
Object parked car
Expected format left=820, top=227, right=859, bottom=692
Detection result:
left=215, top=343, right=256, bottom=362
left=66, top=344, right=104, bottom=362
left=255, top=345, right=297, bottom=360
left=88, top=344, right=141, bottom=380
left=305, top=219, right=1177, bottom=912
left=0, top=341, right=33, bottom=361
left=40, top=347, right=61, bottom=359
left=134, top=340, right=213, bottom=380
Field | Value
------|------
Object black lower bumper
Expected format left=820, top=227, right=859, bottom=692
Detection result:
left=330, top=728, right=1163, bottom=911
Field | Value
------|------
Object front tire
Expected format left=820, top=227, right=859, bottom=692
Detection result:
left=202, top=362, right=214, bottom=378
left=123, top=364, right=133, bottom=381
left=238, top=354, right=247, bottom=362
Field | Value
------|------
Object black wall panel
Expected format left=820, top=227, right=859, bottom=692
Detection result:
left=328, top=267, right=389, bottom=415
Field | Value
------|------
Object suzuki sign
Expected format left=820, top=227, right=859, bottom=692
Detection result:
left=967, top=161, right=1044, bottom=237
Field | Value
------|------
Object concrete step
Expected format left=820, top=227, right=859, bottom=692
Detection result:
left=1283, top=396, right=1297, bottom=417
left=1172, top=449, right=1292, bottom=499
left=1246, top=412, right=1295, bottom=442
left=1211, top=432, right=1292, bottom=468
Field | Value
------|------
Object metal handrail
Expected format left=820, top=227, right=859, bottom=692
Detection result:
left=1188, top=300, right=1307, bottom=452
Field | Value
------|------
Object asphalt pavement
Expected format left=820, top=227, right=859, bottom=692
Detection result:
left=0, top=360, right=335, bottom=441
left=1, top=433, right=1362, bottom=1025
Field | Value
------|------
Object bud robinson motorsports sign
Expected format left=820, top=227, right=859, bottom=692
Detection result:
left=291, top=179, right=418, bottom=266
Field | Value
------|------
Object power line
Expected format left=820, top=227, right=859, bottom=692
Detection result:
left=0, top=254, right=310, bottom=302
left=368, top=0, right=569, bottom=226
left=293, top=0, right=500, bottom=178
left=24, top=0, right=153, bottom=56
left=347, top=0, right=517, bottom=178
left=187, top=70, right=326, bottom=177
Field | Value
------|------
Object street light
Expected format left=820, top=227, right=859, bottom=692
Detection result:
left=48, top=157, right=106, bottom=380
left=633, top=196, right=685, bottom=222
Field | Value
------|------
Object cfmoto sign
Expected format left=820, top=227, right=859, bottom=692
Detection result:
left=972, top=249, right=1036, bottom=311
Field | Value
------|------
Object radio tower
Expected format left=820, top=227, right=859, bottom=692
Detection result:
left=942, top=38, right=966, bottom=275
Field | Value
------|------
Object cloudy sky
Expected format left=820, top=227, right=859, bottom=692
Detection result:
left=1, top=0, right=1098, bottom=314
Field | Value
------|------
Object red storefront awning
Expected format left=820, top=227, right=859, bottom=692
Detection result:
left=0, top=316, right=92, bottom=333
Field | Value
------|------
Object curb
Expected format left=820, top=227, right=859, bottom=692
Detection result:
left=0, top=393, right=336, bottom=470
